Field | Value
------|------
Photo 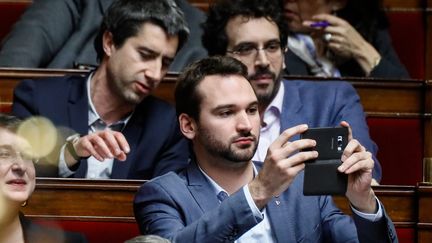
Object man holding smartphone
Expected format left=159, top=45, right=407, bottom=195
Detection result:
left=134, top=56, right=397, bottom=242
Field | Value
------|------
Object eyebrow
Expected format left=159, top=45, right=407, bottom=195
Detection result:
left=211, top=101, right=259, bottom=112
left=234, top=39, right=280, bottom=47
left=137, top=46, right=175, bottom=63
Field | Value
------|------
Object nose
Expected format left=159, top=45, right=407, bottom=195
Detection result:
left=145, top=59, right=164, bottom=83
left=254, top=49, right=270, bottom=68
left=236, top=111, right=253, bottom=133
left=12, top=160, right=27, bottom=175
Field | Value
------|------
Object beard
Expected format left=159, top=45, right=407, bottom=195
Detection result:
left=106, top=68, right=144, bottom=105
left=248, top=66, right=282, bottom=106
left=197, top=125, right=258, bottom=163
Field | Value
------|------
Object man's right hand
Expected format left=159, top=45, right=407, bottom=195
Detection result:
left=248, top=124, right=318, bottom=209
left=64, top=130, right=130, bottom=167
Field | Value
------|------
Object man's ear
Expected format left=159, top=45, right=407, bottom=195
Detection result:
left=179, top=113, right=197, bottom=140
left=102, top=31, right=114, bottom=57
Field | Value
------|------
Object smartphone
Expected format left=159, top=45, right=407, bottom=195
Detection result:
left=301, top=127, right=349, bottom=195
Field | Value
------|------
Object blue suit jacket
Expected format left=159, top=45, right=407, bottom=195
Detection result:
left=12, top=74, right=189, bottom=179
left=134, top=161, right=397, bottom=242
left=280, top=80, right=381, bottom=180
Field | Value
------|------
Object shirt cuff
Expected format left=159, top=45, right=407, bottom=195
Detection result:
left=243, top=185, right=264, bottom=220
left=351, top=197, right=383, bottom=222
left=58, top=144, right=75, bottom=178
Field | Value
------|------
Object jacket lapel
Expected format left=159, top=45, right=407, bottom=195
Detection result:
left=110, top=113, right=142, bottom=179
left=186, top=161, right=220, bottom=213
left=67, top=75, right=90, bottom=135
left=67, top=75, right=90, bottom=177
left=266, top=197, right=296, bottom=242
left=280, top=80, right=304, bottom=141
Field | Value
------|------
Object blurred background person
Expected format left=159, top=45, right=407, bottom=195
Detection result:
left=0, top=0, right=206, bottom=72
left=0, top=113, right=86, bottom=243
left=283, top=0, right=409, bottom=78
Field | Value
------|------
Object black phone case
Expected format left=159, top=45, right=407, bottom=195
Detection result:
left=301, top=127, right=349, bottom=195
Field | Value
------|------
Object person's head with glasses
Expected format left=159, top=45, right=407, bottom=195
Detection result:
left=202, top=0, right=288, bottom=109
left=0, top=113, right=36, bottom=210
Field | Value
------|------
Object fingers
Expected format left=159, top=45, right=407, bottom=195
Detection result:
left=339, top=139, right=373, bottom=174
left=76, top=131, right=130, bottom=162
left=271, top=124, right=308, bottom=149
left=339, top=121, right=353, bottom=140
left=310, top=14, right=348, bottom=27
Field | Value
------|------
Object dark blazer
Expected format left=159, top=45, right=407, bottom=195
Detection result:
left=284, top=29, right=410, bottom=78
left=12, top=74, right=190, bottom=179
left=20, top=213, right=87, bottom=243
left=134, top=161, right=398, bottom=242
left=0, top=0, right=207, bottom=72
left=280, top=80, right=381, bottom=180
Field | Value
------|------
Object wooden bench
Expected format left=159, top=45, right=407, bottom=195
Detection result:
left=22, top=178, right=426, bottom=243
left=0, top=68, right=430, bottom=185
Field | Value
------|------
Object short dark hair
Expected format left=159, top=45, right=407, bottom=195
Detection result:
left=95, top=0, right=189, bottom=61
left=202, top=0, right=288, bottom=56
left=175, top=56, right=249, bottom=120
left=0, top=113, right=21, bottom=132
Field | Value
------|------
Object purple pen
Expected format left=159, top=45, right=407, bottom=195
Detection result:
left=310, top=21, right=330, bottom=28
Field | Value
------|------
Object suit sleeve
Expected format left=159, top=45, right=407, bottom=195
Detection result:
left=134, top=179, right=259, bottom=243
left=369, top=29, right=410, bottom=78
left=318, top=196, right=397, bottom=242
left=0, top=0, right=81, bottom=68
left=333, top=82, right=382, bottom=181
left=352, top=202, right=398, bottom=242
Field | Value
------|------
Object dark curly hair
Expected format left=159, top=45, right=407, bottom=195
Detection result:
left=202, top=0, right=288, bottom=56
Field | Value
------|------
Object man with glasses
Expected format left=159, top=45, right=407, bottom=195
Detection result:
left=202, top=0, right=382, bottom=182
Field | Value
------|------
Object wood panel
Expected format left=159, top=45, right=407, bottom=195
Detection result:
left=426, top=0, right=432, bottom=79
left=22, top=178, right=144, bottom=222
left=23, top=178, right=417, bottom=224
left=418, top=183, right=432, bottom=243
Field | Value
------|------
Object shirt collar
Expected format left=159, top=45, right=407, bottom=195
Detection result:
left=86, top=73, right=133, bottom=128
left=262, top=83, right=284, bottom=126
left=198, top=163, right=258, bottom=196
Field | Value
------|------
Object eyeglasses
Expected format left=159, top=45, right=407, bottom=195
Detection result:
left=226, top=41, right=283, bottom=62
left=0, top=146, right=37, bottom=164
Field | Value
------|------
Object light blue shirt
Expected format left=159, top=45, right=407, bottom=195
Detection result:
left=253, top=84, right=284, bottom=162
